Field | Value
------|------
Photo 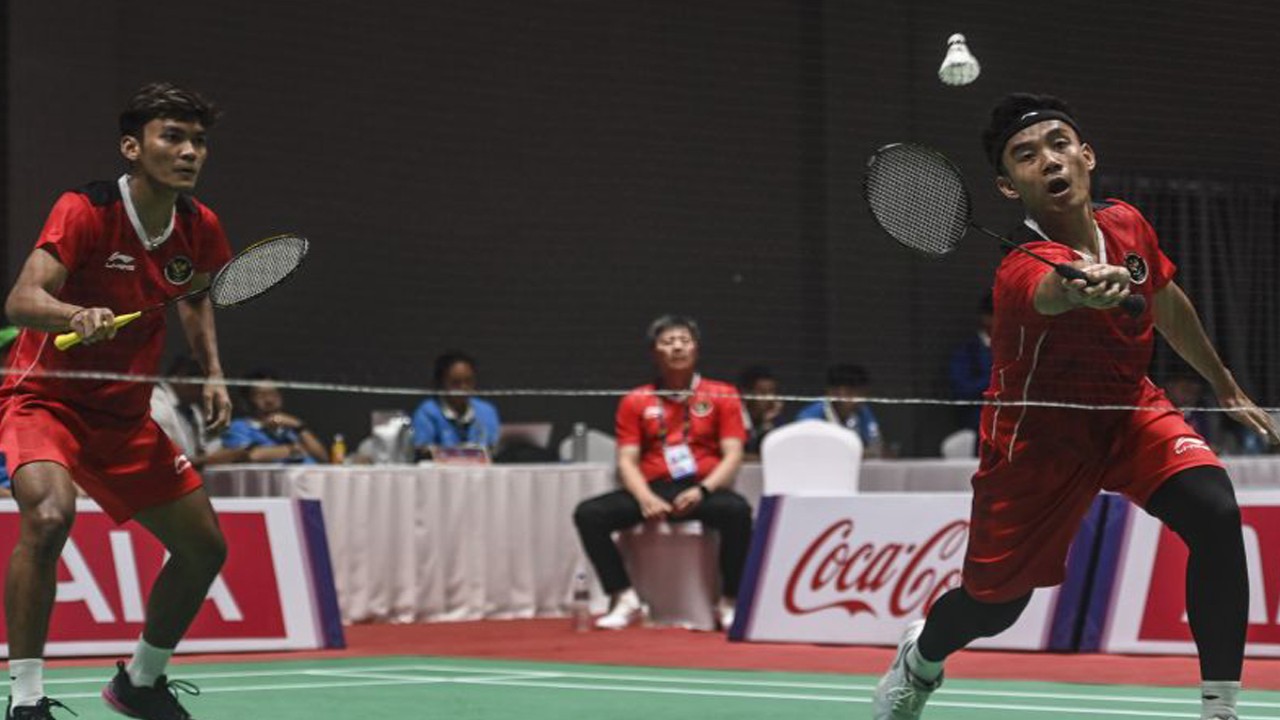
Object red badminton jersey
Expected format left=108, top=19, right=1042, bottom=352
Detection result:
left=0, top=180, right=232, bottom=422
left=616, top=377, right=746, bottom=482
left=982, top=199, right=1176, bottom=454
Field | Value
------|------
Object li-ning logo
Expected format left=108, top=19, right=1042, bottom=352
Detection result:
left=174, top=454, right=193, bottom=474
left=1174, top=436, right=1211, bottom=455
left=105, top=251, right=136, bottom=271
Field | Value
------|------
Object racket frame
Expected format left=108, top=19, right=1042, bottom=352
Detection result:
left=53, top=233, right=308, bottom=351
left=864, top=143, right=1144, bottom=317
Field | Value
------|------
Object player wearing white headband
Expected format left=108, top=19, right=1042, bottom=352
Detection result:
left=872, top=92, right=1278, bottom=720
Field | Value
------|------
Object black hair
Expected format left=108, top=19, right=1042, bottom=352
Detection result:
left=119, top=82, right=221, bottom=139
left=981, top=93, right=1082, bottom=173
left=646, top=314, right=701, bottom=346
left=736, top=365, right=776, bottom=392
left=826, top=363, right=870, bottom=389
left=979, top=289, right=994, bottom=316
left=241, top=368, right=280, bottom=401
left=433, top=351, right=477, bottom=387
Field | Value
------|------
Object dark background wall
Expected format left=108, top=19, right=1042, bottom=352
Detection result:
left=7, top=1, right=1280, bottom=454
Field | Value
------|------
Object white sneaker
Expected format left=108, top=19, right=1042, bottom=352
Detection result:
left=872, top=620, right=943, bottom=720
left=716, top=597, right=736, bottom=631
left=594, top=589, right=647, bottom=630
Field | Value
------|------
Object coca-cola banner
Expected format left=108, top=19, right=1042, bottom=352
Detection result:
left=1098, top=490, right=1280, bottom=657
left=0, top=498, right=344, bottom=657
left=729, top=494, right=1099, bottom=650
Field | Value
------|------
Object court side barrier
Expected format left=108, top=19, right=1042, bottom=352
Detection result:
left=0, top=498, right=344, bottom=657
left=728, top=493, right=1105, bottom=651
left=1087, top=490, right=1280, bottom=657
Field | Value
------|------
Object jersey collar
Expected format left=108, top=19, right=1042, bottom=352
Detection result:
left=1022, top=215, right=1107, bottom=264
left=118, top=174, right=176, bottom=251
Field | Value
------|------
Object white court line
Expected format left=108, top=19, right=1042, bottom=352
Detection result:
left=444, top=677, right=1279, bottom=719
left=402, top=663, right=1280, bottom=710
left=42, top=663, right=449, bottom=685
left=309, top=669, right=558, bottom=684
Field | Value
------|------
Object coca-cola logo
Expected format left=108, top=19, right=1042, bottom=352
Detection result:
left=784, top=518, right=968, bottom=619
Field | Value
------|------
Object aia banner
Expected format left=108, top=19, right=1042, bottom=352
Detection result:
left=1102, top=491, right=1280, bottom=656
left=1, top=498, right=335, bottom=657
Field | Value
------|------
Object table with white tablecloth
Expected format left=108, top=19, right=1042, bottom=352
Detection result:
left=203, top=463, right=616, bottom=624
left=203, top=456, right=1280, bottom=625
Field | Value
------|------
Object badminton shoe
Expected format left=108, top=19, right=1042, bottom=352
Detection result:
left=595, top=588, right=647, bottom=630
left=5, top=698, right=75, bottom=719
left=872, top=620, right=943, bottom=720
left=102, top=661, right=199, bottom=719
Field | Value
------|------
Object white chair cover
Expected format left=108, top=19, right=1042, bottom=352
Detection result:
left=940, top=428, right=978, bottom=459
left=760, top=419, right=862, bottom=496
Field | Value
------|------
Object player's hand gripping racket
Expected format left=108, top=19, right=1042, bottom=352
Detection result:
left=55, top=233, right=309, bottom=351
left=862, top=142, right=1145, bottom=317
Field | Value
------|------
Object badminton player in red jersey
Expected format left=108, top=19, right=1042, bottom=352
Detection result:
left=873, top=94, right=1280, bottom=720
left=1, top=83, right=234, bottom=720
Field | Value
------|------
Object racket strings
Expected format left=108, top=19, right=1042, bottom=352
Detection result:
left=211, top=235, right=309, bottom=307
left=864, top=144, right=972, bottom=256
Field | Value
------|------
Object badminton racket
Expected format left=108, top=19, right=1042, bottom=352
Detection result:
left=862, top=142, right=1145, bottom=317
left=55, top=233, right=309, bottom=351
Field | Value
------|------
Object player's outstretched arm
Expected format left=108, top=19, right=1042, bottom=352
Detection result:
left=1033, top=260, right=1132, bottom=316
left=5, top=248, right=117, bottom=343
left=1154, top=282, right=1280, bottom=445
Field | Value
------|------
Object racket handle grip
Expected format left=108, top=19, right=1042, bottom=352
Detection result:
left=1053, top=264, right=1087, bottom=281
left=53, top=311, right=143, bottom=351
left=1052, top=264, right=1146, bottom=317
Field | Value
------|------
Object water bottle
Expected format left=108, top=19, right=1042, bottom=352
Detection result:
left=571, top=422, right=588, bottom=463
left=330, top=433, right=347, bottom=464
left=570, top=571, right=592, bottom=632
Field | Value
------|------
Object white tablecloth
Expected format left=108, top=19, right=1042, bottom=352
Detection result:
left=203, top=463, right=615, bottom=624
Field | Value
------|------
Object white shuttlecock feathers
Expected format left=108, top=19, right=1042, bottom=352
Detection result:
left=939, top=33, right=980, bottom=86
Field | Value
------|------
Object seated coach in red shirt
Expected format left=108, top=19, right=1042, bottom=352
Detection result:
left=573, top=314, right=751, bottom=632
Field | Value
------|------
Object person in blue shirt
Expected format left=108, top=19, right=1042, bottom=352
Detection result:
left=795, top=363, right=886, bottom=457
left=948, top=291, right=994, bottom=433
left=412, top=351, right=501, bottom=459
left=221, top=370, right=329, bottom=464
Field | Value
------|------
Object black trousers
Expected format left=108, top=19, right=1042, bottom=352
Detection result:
left=572, top=479, right=754, bottom=597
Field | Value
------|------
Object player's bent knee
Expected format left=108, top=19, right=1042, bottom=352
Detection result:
left=169, top=526, right=228, bottom=576
left=22, top=504, right=76, bottom=558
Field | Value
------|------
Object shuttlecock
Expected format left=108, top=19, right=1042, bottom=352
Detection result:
left=938, top=33, right=980, bottom=86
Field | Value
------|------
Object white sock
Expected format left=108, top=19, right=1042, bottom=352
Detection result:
left=8, top=659, right=44, bottom=708
left=1201, top=680, right=1240, bottom=719
left=906, top=644, right=944, bottom=683
left=126, top=638, right=174, bottom=688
